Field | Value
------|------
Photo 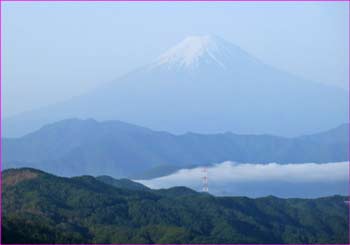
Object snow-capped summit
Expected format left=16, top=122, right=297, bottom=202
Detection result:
left=155, top=35, right=224, bottom=67
left=152, top=35, right=258, bottom=71
left=4, top=35, right=347, bottom=139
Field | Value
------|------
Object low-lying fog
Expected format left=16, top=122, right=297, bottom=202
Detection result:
left=136, top=161, right=348, bottom=198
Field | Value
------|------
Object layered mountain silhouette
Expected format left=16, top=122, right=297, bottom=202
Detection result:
left=3, top=118, right=348, bottom=178
left=4, top=35, right=348, bottom=137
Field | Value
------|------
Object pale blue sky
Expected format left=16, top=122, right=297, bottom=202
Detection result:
left=3, top=2, right=349, bottom=118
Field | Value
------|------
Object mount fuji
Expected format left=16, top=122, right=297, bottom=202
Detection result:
left=5, top=35, right=348, bottom=137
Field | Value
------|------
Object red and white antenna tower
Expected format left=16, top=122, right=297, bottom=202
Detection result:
left=202, top=167, right=208, bottom=192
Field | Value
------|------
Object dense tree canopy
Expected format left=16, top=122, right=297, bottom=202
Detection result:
left=2, top=168, right=348, bottom=244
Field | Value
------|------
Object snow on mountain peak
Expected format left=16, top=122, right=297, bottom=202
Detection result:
left=154, top=35, right=228, bottom=69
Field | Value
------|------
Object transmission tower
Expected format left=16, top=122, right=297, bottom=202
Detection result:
left=202, top=167, right=208, bottom=192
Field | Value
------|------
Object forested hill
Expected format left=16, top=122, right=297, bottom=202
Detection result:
left=2, top=168, right=348, bottom=244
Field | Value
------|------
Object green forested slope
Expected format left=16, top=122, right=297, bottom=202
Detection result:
left=2, top=168, right=348, bottom=244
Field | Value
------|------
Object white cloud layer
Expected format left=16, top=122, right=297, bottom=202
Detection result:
left=136, top=161, right=348, bottom=198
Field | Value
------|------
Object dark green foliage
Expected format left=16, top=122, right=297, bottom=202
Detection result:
left=2, top=168, right=348, bottom=244
left=3, top=216, right=87, bottom=244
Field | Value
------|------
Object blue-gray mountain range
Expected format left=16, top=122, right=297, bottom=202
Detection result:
left=3, top=118, right=348, bottom=179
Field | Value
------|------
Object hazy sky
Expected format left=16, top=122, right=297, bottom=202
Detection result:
left=3, top=2, right=349, bottom=118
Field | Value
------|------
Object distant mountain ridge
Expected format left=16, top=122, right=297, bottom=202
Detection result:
left=3, top=118, right=348, bottom=178
left=3, top=168, right=348, bottom=244
left=4, top=35, right=347, bottom=137
left=96, top=175, right=150, bottom=191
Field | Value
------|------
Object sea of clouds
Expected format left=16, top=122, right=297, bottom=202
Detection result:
left=136, top=161, right=348, bottom=198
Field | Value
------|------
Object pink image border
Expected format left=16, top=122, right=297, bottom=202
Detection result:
left=0, top=0, right=348, bottom=245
